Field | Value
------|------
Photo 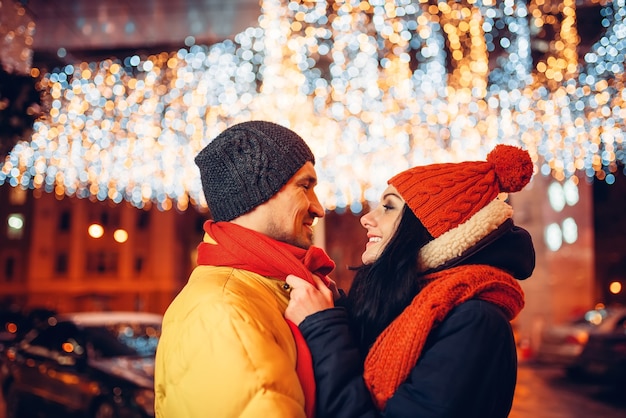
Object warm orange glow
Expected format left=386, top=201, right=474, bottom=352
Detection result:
left=609, top=281, right=622, bottom=295
left=6, top=322, right=17, bottom=334
left=88, top=223, right=104, bottom=238
left=113, top=229, right=128, bottom=243
left=3, top=0, right=624, bottom=214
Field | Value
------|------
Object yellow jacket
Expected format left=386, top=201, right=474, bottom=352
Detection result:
left=154, top=265, right=306, bottom=418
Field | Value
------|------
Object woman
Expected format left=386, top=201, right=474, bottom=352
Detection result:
left=285, top=144, right=536, bottom=418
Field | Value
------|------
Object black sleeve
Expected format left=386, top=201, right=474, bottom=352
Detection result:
left=299, top=307, right=379, bottom=418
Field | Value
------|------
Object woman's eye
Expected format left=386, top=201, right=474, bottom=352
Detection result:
left=382, top=204, right=393, bottom=211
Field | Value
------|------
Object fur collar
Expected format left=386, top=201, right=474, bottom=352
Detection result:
left=418, top=198, right=513, bottom=272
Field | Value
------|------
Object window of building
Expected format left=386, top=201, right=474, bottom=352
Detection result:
left=134, top=257, right=144, bottom=274
left=100, top=211, right=109, bottom=227
left=86, top=251, right=119, bottom=274
left=8, top=186, right=27, bottom=205
left=55, top=253, right=68, bottom=275
left=98, top=211, right=120, bottom=229
left=4, top=257, right=14, bottom=281
left=6, top=213, right=25, bottom=239
left=58, top=210, right=71, bottom=232
left=137, top=211, right=150, bottom=230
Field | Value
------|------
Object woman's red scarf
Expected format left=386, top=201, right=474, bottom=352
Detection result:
left=363, top=264, right=525, bottom=410
left=196, top=220, right=335, bottom=418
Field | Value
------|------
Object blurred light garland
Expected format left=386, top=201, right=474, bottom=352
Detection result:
left=0, top=1, right=35, bottom=75
left=1, top=0, right=625, bottom=213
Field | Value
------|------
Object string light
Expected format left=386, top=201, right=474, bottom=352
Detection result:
left=0, top=1, right=35, bottom=74
left=1, top=0, right=624, bottom=213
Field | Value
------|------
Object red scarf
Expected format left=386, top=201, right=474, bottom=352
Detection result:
left=364, top=264, right=525, bottom=409
left=196, top=220, right=335, bottom=418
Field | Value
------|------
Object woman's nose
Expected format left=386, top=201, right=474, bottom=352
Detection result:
left=360, top=211, right=373, bottom=228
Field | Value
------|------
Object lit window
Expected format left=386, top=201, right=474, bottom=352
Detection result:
left=562, top=217, right=578, bottom=244
left=609, top=281, right=622, bottom=295
left=7, top=214, right=25, bottom=239
left=88, top=223, right=104, bottom=239
left=562, top=179, right=579, bottom=206
left=113, top=229, right=128, bottom=243
left=545, top=223, right=562, bottom=251
left=8, top=187, right=27, bottom=205
left=548, top=182, right=566, bottom=212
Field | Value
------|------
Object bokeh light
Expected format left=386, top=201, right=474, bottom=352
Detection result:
left=1, top=0, right=625, bottom=213
left=113, top=228, right=128, bottom=243
left=609, top=281, right=622, bottom=295
left=88, top=223, right=104, bottom=239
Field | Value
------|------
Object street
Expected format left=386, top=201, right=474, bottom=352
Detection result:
left=510, top=362, right=626, bottom=418
left=0, top=362, right=624, bottom=417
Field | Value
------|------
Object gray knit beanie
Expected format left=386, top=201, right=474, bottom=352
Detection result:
left=195, top=120, right=315, bottom=221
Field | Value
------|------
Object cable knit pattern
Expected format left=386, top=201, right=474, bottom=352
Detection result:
left=388, top=145, right=533, bottom=238
left=194, top=120, right=315, bottom=222
left=363, top=264, right=525, bottom=410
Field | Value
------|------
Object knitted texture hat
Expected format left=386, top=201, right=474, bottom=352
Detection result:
left=388, top=145, right=533, bottom=238
left=195, top=120, right=315, bottom=222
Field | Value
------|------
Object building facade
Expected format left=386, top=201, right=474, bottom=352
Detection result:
left=0, top=183, right=205, bottom=314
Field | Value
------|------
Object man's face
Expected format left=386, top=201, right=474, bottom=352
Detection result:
left=255, top=162, right=324, bottom=249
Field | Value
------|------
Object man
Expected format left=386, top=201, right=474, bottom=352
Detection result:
left=154, top=120, right=335, bottom=418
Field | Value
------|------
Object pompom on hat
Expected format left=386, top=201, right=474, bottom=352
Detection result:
left=195, top=120, right=315, bottom=222
left=388, top=144, right=533, bottom=239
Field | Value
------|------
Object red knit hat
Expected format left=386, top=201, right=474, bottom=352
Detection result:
left=388, top=145, right=533, bottom=238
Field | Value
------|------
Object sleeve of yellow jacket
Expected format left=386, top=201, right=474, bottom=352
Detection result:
left=155, top=266, right=306, bottom=418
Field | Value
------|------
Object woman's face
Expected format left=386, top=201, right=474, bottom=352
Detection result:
left=360, top=185, right=405, bottom=265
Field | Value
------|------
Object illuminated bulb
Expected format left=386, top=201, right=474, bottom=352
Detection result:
left=609, top=281, right=622, bottom=295
left=88, top=223, right=104, bottom=238
left=561, top=217, right=578, bottom=244
left=113, top=229, right=128, bottom=243
left=7, top=214, right=24, bottom=230
left=0, top=0, right=624, bottom=213
left=545, top=223, right=562, bottom=252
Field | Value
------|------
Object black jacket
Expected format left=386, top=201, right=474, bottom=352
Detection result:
left=301, top=301, right=517, bottom=418
left=299, top=223, right=535, bottom=418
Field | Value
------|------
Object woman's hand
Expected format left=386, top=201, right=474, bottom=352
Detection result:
left=285, top=274, right=335, bottom=325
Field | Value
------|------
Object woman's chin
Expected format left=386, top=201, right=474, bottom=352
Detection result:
left=361, top=252, right=376, bottom=265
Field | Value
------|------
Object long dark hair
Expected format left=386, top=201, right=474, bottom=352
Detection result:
left=346, top=205, right=433, bottom=354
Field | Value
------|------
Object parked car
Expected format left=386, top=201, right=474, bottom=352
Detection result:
left=1, top=307, right=57, bottom=394
left=1, top=311, right=162, bottom=418
left=568, top=306, right=626, bottom=385
left=534, top=306, right=609, bottom=368
left=1, top=307, right=57, bottom=348
left=0, top=307, right=29, bottom=350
